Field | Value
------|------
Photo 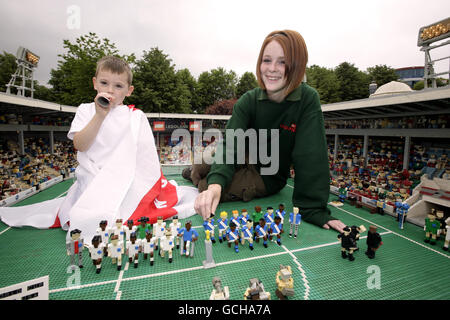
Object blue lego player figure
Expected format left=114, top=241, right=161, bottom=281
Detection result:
left=177, top=220, right=199, bottom=257
left=255, top=218, right=269, bottom=248
left=269, top=216, right=283, bottom=246
left=217, top=211, right=229, bottom=243
left=289, top=207, right=302, bottom=238
left=338, top=182, right=348, bottom=203
left=275, top=204, right=286, bottom=223
left=203, top=217, right=216, bottom=244
left=398, top=203, right=409, bottom=229
left=226, top=222, right=240, bottom=253
left=240, top=219, right=254, bottom=250
left=264, top=207, right=275, bottom=225
left=230, top=210, right=242, bottom=230
left=240, top=209, right=250, bottom=225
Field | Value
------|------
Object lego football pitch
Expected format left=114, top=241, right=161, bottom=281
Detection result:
left=0, top=166, right=449, bottom=300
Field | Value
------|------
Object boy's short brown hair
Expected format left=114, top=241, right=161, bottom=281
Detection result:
left=95, top=56, right=133, bottom=86
left=256, top=30, right=308, bottom=97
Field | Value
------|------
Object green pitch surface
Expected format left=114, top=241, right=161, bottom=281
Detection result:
left=1, top=167, right=449, bottom=300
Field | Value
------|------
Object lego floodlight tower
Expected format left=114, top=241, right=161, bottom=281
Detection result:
left=417, top=17, right=450, bottom=89
left=5, top=47, right=40, bottom=98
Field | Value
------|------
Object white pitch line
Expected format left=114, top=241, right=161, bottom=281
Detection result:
left=281, top=244, right=310, bottom=300
left=114, top=262, right=128, bottom=293
left=0, top=227, right=11, bottom=236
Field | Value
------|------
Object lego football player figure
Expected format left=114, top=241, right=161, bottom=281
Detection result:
left=111, top=218, right=125, bottom=242
left=240, top=209, right=250, bottom=225
left=209, top=277, right=230, bottom=300
left=226, top=222, right=240, bottom=253
left=255, top=218, right=269, bottom=248
left=424, top=212, right=441, bottom=245
left=136, top=216, right=151, bottom=240
left=264, top=206, right=275, bottom=225
left=240, top=219, right=254, bottom=250
left=108, top=234, right=124, bottom=271
left=96, top=220, right=110, bottom=256
left=124, top=219, right=136, bottom=242
left=398, top=203, right=409, bottom=230
left=275, top=265, right=294, bottom=300
left=160, top=230, right=175, bottom=263
left=443, top=217, right=450, bottom=251
left=436, top=210, right=446, bottom=239
left=89, top=235, right=105, bottom=274
left=338, top=226, right=358, bottom=261
left=338, top=181, right=347, bottom=203
left=269, top=215, right=283, bottom=246
left=275, top=203, right=286, bottom=223
left=126, top=232, right=141, bottom=268
left=289, top=207, right=302, bottom=238
left=203, top=216, right=216, bottom=244
left=169, top=216, right=182, bottom=249
left=142, top=231, right=156, bottom=266
left=244, top=278, right=271, bottom=300
left=230, top=210, right=241, bottom=230
left=217, top=211, right=229, bottom=243
left=178, top=220, right=199, bottom=257
left=66, top=229, right=84, bottom=269
left=152, top=216, right=166, bottom=251
left=365, top=225, right=383, bottom=259
left=252, top=206, right=264, bottom=229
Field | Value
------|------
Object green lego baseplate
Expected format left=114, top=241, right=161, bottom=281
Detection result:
left=0, top=165, right=449, bottom=300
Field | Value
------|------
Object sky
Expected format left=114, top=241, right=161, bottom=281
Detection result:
left=1, top=0, right=449, bottom=86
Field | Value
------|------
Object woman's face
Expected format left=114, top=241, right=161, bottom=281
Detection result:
left=260, top=40, right=287, bottom=102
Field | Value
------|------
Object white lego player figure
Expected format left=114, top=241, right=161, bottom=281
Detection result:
left=209, top=277, right=230, bottom=300
left=142, top=231, right=157, bottom=266
left=108, top=234, right=124, bottom=271
left=96, top=220, right=111, bottom=246
left=289, top=207, right=302, bottom=239
left=160, top=230, right=175, bottom=263
left=240, top=219, right=254, bottom=250
left=66, top=229, right=84, bottom=270
left=443, top=217, right=450, bottom=251
left=126, top=232, right=141, bottom=268
left=169, top=216, right=182, bottom=249
left=124, top=219, right=137, bottom=242
left=152, top=216, right=166, bottom=251
left=111, top=219, right=126, bottom=242
left=230, top=210, right=241, bottom=230
left=88, top=235, right=105, bottom=274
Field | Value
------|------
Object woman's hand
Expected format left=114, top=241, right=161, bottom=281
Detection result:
left=322, top=219, right=346, bottom=233
left=194, top=184, right=222, bottom=220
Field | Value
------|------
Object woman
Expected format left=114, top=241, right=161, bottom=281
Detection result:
left=191, top=30, right=345, bottom=232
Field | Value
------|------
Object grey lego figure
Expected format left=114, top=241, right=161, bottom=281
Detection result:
left=209, top=277, right=230, bottom=300
left=66, top=229, right=84, bottom=270
left=244, top=278, right=271, bottom=300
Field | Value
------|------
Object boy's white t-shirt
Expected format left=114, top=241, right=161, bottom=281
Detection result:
left=67, top=102, right=130, bottom=170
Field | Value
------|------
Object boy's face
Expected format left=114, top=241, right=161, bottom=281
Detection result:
left=93, top=69, right=134, bottom=107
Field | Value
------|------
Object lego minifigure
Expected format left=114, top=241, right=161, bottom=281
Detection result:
left=217, top=211, right=229, bottom=243
left=240, top=219, right=254, bottom=250
left=230, top=210, right=241, bottom=230
left=152, top=216, right=166, bottom=252
left=338, top=182, right=347, bottom=203
left=111, top=219, right=125, bottom=242
left=365, top=225, right=383, bottom=259
left=66, top=229, right=84, bottom=269
left=398, top=203, right=409, bottom=229
left=124, top=219, right=136, bottom=242
left=226, top=222, right=240, bottom=253
left=178, top=220, right=199, bottom=257
left=160, top=230, right=174, bottom=263
left=264, top=207, right=275, bottom=225
left=275, top=265, right=294, bottom=300
left=252, top=206, right=264, bottom=230
left=126, top=232, right=141, bottom=268
left=240, top=209, right=250, bottom=225
left=136, top=216, right=151, bottom=240
left=88, top=235, right=105, bottom=274
left=436, top=210, right=446, bottom=239
left=108, top=234, right=124, bottom=271
left=203, top=217, right=216, bottom=244
left=169, top=216, right=182, bottom=249
left=424, top=212, right=441, bottom=245
left=96, top=220, right=110, bottom=256
left=142, top=231, right=156, bottom=266
left=255, top=218, right=269, bottom=248
left=289, top=207, right=301, bottom=238
left=269, top=216, right=283, bottom=246
left=443, top=217, right=450, bottom=251
left=338, top=226, right=358, bottom=261
left=376, top=196, right=385, bottom=216
left=203, top=230, right=216, bottom=269
left=209, top=277, right=229, bottom=300
left=244, top=278, right=271, bottom=300
left=275, top=204, right=286, bottom=223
